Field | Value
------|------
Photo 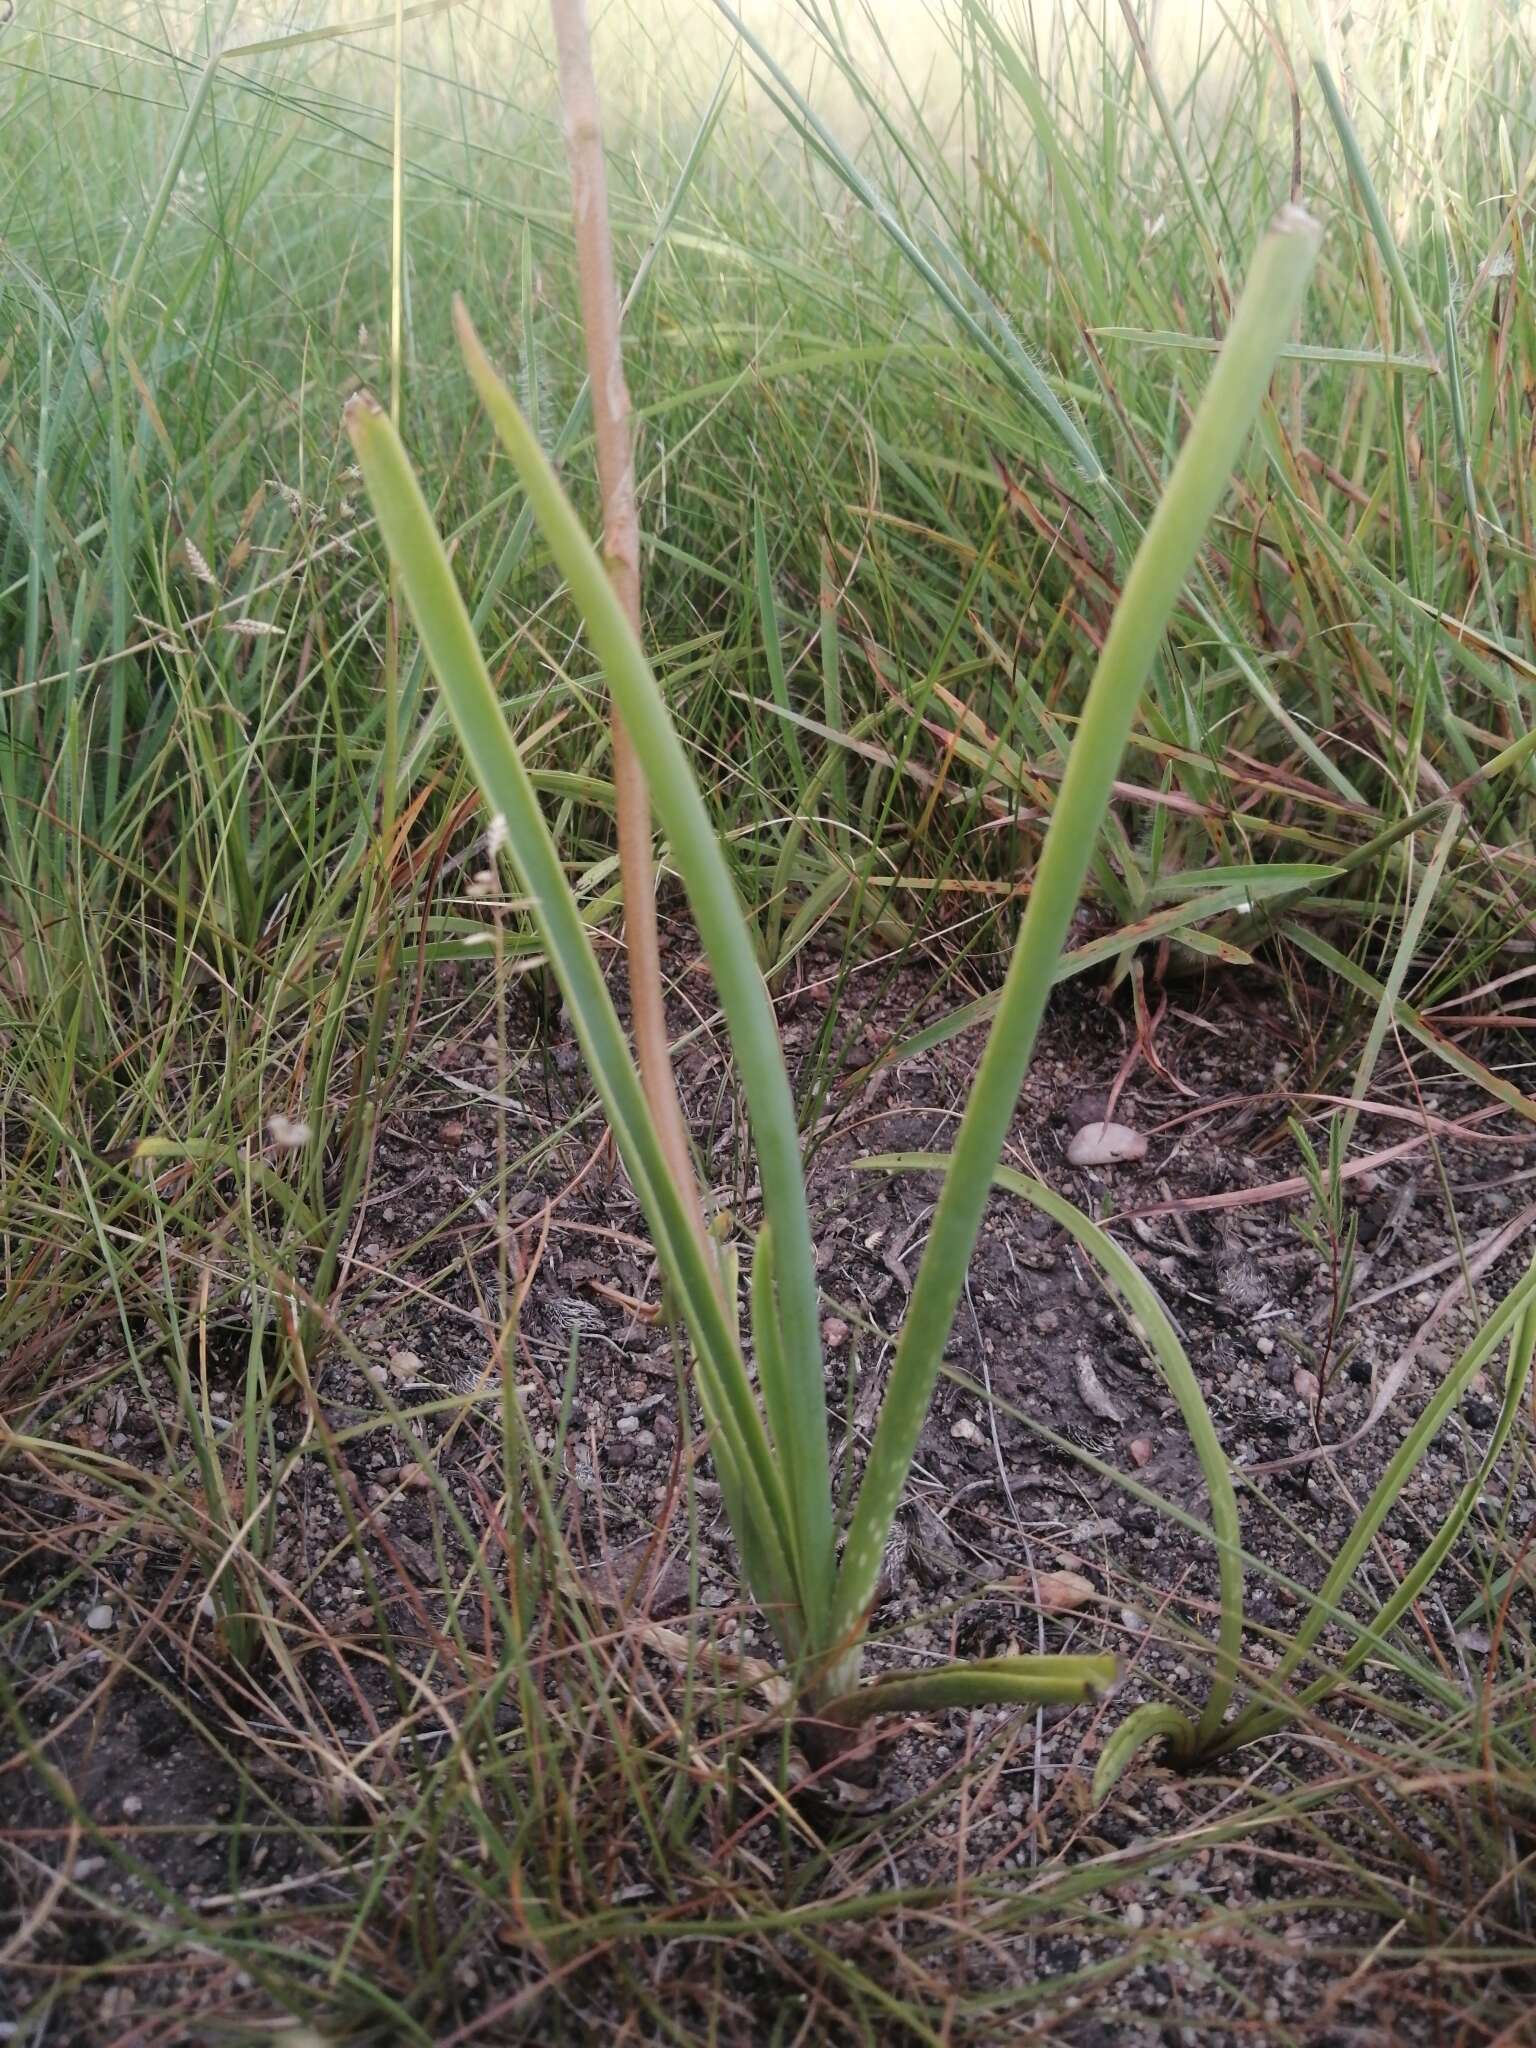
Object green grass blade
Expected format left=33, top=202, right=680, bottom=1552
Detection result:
left=712, top=0, right=1109, bottom=495
left=1091, top=329, right=1434, bottom=371
left=1288, top=927, right=1536, bottom=1126
left=1311, top=56, right=1437, bottom=367
left=1337, top=802, right=1460, bottom=1155
left=753, top=500, right=807, bottom=806
left=1219, top=1249, right=1536, bottom=1751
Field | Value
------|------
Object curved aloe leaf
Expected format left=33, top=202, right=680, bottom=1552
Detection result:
left=865, top=1152, right=1243, bottom=1751
left=1092, top=1703, right=1195, bottom=1803
left=820, top=1655, right=1117, bottom=1731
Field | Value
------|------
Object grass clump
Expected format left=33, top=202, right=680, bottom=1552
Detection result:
left=3, top=1, right=1536, bottom=2041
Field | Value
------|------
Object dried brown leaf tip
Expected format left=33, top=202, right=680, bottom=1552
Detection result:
left=344, top=388, right=385, bottom=428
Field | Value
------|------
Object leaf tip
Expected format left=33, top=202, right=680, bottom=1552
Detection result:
left=343, top=387, right=384, bottom=447
left=452, top=293, right=488, bottom=372
left=1272, top=200, right=1322, bottom=242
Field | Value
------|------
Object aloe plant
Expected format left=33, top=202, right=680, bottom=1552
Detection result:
left=344, top=206, right=1320, bottom=1755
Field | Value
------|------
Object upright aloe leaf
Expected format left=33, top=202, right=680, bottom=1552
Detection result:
left=825, top=207, right=1323, bottom=1688
left=342, top=390, right=808, bottom=1646
left=452, top=306, right=836, bottom=1644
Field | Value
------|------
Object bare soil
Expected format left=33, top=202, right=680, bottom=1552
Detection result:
left=5, top=949, right=1535, bottom=2044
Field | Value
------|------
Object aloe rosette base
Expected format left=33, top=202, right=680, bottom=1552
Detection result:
left=346, top=206, right=1321, bottom=1752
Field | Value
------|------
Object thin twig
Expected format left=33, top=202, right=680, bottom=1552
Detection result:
left=549, top=0, right=709, bottom=1259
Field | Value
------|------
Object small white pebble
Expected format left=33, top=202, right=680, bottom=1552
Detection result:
left=1067, top=1120, right=1147, bottom=1168
left=85, top=1604, right=115, bottom=1632
left=1125, top=1901, right=1146, bottom=1931
left=121, top=1795, right=143, bottom=1818
left=950, top=1416, right=981, bottom=1443
left=616, top=1415, right=639, bottom=1436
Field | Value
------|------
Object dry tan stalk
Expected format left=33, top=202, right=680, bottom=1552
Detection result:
left=548, top=0, right=708, bottom=1258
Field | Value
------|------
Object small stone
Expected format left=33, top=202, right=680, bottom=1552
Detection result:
left=1067, top=1120, right=1148, bottom=1169
left=85, top=1603, right=115, bottom=1632
left=821, top=1317, right=850, bottom=1351
left=616, top=1414, right=640, bottom=1436
left=397, top=1462, right=432, bottom=1491
left=1293, top=1368, right=1321, bottom=1404
left=1034, top=1309, right=1061, bottom=1336
left=1075, top=1354, right=1127, bottom=1424
left=950, top=1416, right=981, bottom=1443
left=1124, top=1901, right=1146, bottom=1931
left=1128, top=1437, right=1154, bottom=1468
left=387, top=1349, right=423, bottom=1382
left=121, top=1795, right=143, bottom=1818
left=1256, top=1335, right=1275, bottom=1356
left=1024, top=1569, right=1095, bottom=1613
